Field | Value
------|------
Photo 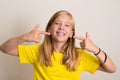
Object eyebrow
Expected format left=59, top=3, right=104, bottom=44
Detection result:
left=54, top=20, right=72, bottom=24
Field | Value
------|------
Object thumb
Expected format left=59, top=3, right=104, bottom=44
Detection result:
left=33, top=24, right=40, bottom=30
left=86, top=32, right=89, bottom=38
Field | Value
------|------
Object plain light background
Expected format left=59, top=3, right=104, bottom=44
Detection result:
left=0, top=0, right=120, bottom=80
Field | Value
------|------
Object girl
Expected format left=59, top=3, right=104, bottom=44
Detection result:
left=0, top=10, right=116, bottom=80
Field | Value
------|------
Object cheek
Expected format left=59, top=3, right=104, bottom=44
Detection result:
left=51, top=25, right=57, bottom=30
left=66, top=28, right=73, bottom=33
left=68, top=30, right=73, bottom=37
left=49, top=26, right=55, bottom=32
left=50, top=28, right=57, bottom=35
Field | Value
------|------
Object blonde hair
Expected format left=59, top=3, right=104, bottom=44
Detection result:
left=40, top=10, right=79, bottom=71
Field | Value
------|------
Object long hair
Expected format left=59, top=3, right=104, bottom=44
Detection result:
left=40, top=10, right=80, bottom=71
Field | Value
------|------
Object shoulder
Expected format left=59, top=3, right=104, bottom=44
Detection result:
left=76, top=48, right=88, bottom=55
left=18, top=43, right=41, bottom=56
left=76, top=48, right=100, bottom=65
left=19, top=43, right=40, bottom=48
left=76, top=48, right=96, bottom=59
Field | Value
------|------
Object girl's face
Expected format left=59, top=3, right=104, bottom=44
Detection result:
left=49, top=14, right=73, bottom=43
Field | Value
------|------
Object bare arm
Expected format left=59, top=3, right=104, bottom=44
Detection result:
left=96, top=50, right=116, bottom=73
left=0, top=35, right=25, bottom=56
left=0, top=24, right=50, bottom=56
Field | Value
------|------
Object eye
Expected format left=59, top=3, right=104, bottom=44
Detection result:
left=65, top=24, right=70, bottom=27
left=54, top=22, right=60, bottom=25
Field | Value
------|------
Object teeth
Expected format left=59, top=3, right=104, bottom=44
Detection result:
left=57, top=32, right=65, bottom=36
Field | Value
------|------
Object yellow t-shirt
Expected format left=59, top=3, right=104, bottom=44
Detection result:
left=18, top=44, right=100, bottom=80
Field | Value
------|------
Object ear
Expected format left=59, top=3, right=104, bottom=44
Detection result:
left=69, top=31, right=73, bottom=38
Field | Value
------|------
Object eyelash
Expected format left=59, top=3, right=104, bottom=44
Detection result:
left=54, top=22, right=70, bottom=27
left=65, top=24, right=70, bottom=27
left=55, top=22, right=59, bottom=25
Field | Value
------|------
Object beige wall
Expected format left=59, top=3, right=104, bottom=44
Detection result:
left=0, top=0, right=120, bottom=80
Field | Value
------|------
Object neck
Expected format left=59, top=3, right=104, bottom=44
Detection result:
left=52, top=41, right=66, bottom=52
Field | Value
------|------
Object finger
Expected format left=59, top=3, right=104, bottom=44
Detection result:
left=40, top=31, right=50, bottom=35
left=33, top=24, right=40, bottom=30
left=80, top=41, right=85, bottom=49
left=35, top=40, right=40, bottom=43
left=34, top=36, right=42, bottom=43
left=73, top=36, right=85, bottom=40
left=86, top=32, right=89, bottom=38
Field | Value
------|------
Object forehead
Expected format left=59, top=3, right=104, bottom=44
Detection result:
left=55, top=14, right=73, bottom=23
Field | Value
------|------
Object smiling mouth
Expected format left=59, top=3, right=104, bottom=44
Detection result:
left=56, top=31, right=65, bottom=36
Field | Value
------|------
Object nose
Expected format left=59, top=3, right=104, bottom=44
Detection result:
left=59, top=24, right=64, bottom=30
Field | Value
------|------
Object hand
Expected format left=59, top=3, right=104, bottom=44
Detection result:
left=23, top=24, right=50, bottom=43
left=73, top=32, right=99, bottom=53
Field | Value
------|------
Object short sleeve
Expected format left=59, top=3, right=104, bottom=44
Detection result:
left=80, top=50, right=100, bottom=74
left=18, top=44, right=40, bottom=64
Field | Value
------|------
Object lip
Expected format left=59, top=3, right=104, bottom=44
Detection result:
left=56, top=31, right=65, bottom=36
